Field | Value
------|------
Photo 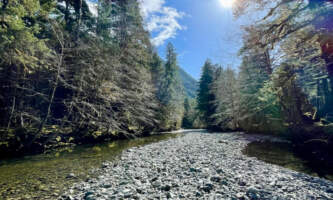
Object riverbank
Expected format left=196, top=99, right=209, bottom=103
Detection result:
left=62, top=130, right=333, bottom=199
left=0, top=126, right=171, bottom=160
left=210, top=123, right=333, bottom=177
left=0, top=133, right=181, bottom=200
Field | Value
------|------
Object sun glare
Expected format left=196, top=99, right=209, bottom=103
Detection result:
left=219, top=0, right=235, bottom=8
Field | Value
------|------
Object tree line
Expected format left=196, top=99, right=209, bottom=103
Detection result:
left=0, top=0, right=190, bottom=157
left=196, top=0, right=333, bottom=165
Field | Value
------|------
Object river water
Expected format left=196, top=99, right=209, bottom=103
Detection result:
left=243, top=141, right=333, bottom=181
left=0, top=133, right=181, bottom=200
left=0, top=131, right=332, bottom=199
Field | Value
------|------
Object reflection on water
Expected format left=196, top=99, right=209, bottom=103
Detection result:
left=243, top=141, right=333, bottom=181
left=0, top=133, right=181, bottom=200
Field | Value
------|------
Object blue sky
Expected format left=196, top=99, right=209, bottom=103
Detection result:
left=140, top=0, right=247, bottom=79
left=87, top=0, right=250, bottom=79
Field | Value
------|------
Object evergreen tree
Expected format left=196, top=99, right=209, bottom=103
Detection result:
left=159, top=43, right=185, bottom=130
left=234, top=0, right=333, bottom=122
left=212, top=67, right=240, bottom=130
left=151, top=52, right=164, bottom=99
left=0, top=0, right=168, bottom=155
left=273, top=64, right=315, bottom=131
left=0, top=0, right=53, bottom=128
left=182, top=98, right=192, bottom=128
left=196, top=59, right=217, bottom=126
left=237, top=52, right=272, bottom=132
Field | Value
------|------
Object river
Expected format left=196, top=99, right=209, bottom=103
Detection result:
left=0, top=133, right=181, bottom=199
left=0, top=130, right=332, bottom=199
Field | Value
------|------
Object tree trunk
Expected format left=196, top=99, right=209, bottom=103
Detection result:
left=76, top=0, right=83, bottom=41
left=37, top=22, right=64, bottom=136
left=264, top=49, right=272, bottom=75
left=7, top=96, right=15, bottom=130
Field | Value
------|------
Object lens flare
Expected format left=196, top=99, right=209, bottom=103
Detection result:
left=219, top=0, right=235, bottom=8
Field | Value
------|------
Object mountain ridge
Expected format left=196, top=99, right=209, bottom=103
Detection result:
left=178, top=67, right=198, bottom=99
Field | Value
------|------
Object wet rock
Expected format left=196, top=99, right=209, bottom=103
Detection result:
left=66, top=173, right=76, bottom=179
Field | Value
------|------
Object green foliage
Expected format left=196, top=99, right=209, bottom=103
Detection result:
left=219, top=0, right=333, bottom=139
left=158, top=43, right=185, bottom=130
left=0, top=0, right=51, bottom=68
left=0, top=0, right=187, bottom=156
left=196, top=59, right=217, bottom=126
left=151, top=52, right=164, bottom=92
left=257, top=81, right=281, bottom=120
left=211, top=67, right=240, bottom=130
left=273, top=64, right=315, bottom=130
left=235, top=0, right=333, bottom=124
left=182, top=98, right=199, bottom=128
left=236, top=39, right=284, bottom=133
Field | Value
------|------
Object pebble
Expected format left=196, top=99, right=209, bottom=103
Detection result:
left=66, top=173, right=76, bottom=179
left=60, top=131, right=333, bottom=200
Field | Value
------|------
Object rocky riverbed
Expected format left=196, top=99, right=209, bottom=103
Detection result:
left=62, top=130, right=333, bottom=199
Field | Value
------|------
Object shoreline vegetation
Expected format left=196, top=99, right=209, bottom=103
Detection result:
left=194, top=0, right=333, bottom=171
left=0, top=1, right=196, bottom=159
left=0, top=0, right=332, bottom=196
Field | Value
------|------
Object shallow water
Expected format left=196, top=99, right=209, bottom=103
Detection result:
left=243, top=141, right=333, bottom=181
left=0, top=133, right=181, bottom=200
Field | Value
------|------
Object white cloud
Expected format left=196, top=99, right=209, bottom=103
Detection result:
left=140, top=0, right=165, bottom=18
left=139, top=0, right=185, bottom=46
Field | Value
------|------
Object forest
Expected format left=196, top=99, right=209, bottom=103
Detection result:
left=196, top=0, right=333, bottom=167
left=0, top=0, right=199, bottom=158
left=0, top=0, right=332, bottom=165
left=0, top=0, right=333, bottom=199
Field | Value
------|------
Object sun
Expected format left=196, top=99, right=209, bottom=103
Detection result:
left=219, top=0, right=235, bottom=8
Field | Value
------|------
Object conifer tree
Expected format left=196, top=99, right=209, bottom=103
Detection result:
left=182, top=98, right=192, bottom=128
left=234, top=0, right=333, bottom=122
left=0, top=0, right=53, bottom=128
left=212, top=67, right=240, bottom=130
left=151, top=52, right=164, bottom=99
left=0, top=0, right=168, bottom=154
left=159, top=43, right=185, bottom=130
left=196, top=60, right=217, bottom=126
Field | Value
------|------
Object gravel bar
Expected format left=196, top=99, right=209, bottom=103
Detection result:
left=61, top=130, right=333, bottom=200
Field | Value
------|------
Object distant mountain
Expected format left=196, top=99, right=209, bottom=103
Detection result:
left=178, top=67, right=198, bottom=99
